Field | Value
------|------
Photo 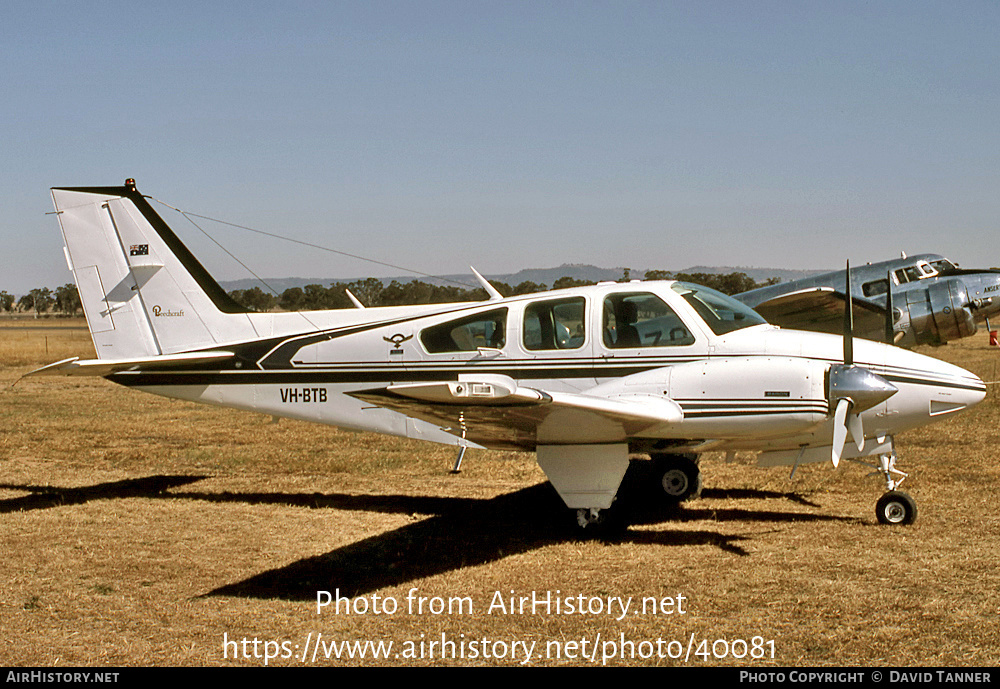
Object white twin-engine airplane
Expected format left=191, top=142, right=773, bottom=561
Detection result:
left=32, top=181, right=987, bottom=531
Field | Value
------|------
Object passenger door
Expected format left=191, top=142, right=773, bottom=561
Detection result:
left=515, top=295, right=596, bottom=392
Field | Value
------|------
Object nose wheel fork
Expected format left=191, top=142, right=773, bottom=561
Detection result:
left=856, top=450, right=916, bottom=525
left=871, top=451, right=908, bottom=492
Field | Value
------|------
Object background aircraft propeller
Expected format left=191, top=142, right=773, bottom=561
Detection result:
left=885, top=270, right=895, bottom=344
left=828, top=261, right=898, bottom=467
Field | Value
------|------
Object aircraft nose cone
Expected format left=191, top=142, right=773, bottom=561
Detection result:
left=945, top=371, right=988, bottom=415
left=889, top=345, right=988, bottom=419
left=934, top=361, right=987, bottom=412
left=968, top=371, right=987, bottom=405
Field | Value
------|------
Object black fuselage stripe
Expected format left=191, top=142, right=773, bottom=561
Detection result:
left=684, top=409, right=826, bottom=419
left=882, top=374, right=985, bottom=392
left=108, top=363, right=981, bottom=398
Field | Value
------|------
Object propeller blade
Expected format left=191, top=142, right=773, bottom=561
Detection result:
left=831, top=398, right=851, bottom=467
left=847, top=410, right=864, bottom=451
left=843, top=260, right=854, bottom=365
left=884, top=269, right=895, bottom=344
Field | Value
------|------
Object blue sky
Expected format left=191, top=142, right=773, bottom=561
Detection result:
left=3, top=1, right=999, bottom=295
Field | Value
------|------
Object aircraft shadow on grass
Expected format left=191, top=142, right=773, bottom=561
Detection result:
left=0, top=475, right=208, bottom=511
left=0, top=464, right=856, bottom=600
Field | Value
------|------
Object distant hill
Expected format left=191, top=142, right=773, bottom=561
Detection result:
left=218, top=263, right=828, bottom=293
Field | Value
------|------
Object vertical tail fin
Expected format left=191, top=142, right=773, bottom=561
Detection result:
left=51, top=181, right=252, bottom=359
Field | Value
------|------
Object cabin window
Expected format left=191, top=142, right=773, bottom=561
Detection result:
left=523, top=297, right=586, bottom=351
left=420, top=308, right=507, bottom=353
left=602, top=292, right=695, bottom=348
left=894, top=267, right=926, bottom=283
left=862, top=279, right=888, bottom=297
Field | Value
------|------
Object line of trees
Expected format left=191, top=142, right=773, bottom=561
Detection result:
left=240, top=276, right=591, bottom=312
left=4, top=271, right=780, bottom=316
left=0, top=285, right=81, bottom=316
left=230, top=271, right=780, bottom=311
left=644, top=271, right=781, bottom=295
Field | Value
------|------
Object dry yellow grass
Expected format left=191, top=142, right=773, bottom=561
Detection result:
left=2, top=318, right=999, bottom=666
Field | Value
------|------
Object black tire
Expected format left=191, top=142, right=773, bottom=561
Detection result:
left=876, top=491, right=917, bottom=525
left=651, top=453, right=702, bottom=502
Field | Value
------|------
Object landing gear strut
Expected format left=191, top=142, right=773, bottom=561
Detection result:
left=861, top=449, right=917, bottom=526
left=576, top=507, right=606, bottom=529
left=574, top=506, right=625, bottom=539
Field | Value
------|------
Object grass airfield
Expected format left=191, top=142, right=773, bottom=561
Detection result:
left=2, top=318, right=999, bottom=666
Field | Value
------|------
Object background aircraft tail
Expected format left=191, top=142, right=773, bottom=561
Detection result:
left=51, top=181, right=251, bottom=359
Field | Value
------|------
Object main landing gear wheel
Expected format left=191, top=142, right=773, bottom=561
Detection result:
left=651, top=453, right=702, bottom=503
left=876, top=491, right=917, bottom=525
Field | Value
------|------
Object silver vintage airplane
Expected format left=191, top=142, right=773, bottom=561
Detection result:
left=29, top=182, right=988, bottom=532
left=735, top=253, right=1000, bottom=347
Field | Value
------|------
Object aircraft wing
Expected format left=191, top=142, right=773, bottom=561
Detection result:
left=351, top=374, right=683, bottom=451
left=748, top=287, right=888, bottom=339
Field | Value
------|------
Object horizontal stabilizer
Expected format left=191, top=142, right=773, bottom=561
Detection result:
left=25, top=350, right=235, bottom=377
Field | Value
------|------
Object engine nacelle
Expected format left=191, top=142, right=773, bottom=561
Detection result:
left=902, top=278, right=977, bottom=346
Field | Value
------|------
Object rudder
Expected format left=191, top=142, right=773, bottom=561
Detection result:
left=51, top=181, right=250, bottom=359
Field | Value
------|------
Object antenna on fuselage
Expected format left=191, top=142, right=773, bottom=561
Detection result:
left=345, top=289, right=366, bottom=309
left=470, top=266, right=503, bottom=301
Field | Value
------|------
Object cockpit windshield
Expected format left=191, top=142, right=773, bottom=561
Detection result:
left=671, top=282, right=768, bottom=335
left=930, top=258, right=958, bottom=273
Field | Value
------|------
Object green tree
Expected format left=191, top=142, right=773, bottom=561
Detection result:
left=643, top=270, right=672, bottom=281
left=18, top=287, right=54, bottom=315
left=344, top=278, right=384, bottom=307
left=228, top=287, right=278, bottom=312
left=302, top=284, right=333, bottom=310
left=512, top=281, right=547, bottom=295
left=642, top=271, right=781, bottom=295
left=0, top=290, right=14, bottom=312
left=55, top=284, right=82, bottom=315
left=552, top=276, right=596, bottom=290
left=278, top=287, right=307, bottom=311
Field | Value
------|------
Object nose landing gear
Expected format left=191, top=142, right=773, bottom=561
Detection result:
left=857, top=447, right=917, bottom=525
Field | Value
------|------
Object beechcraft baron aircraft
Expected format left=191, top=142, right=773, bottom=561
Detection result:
left=30, top=181, right=987, bottom=531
